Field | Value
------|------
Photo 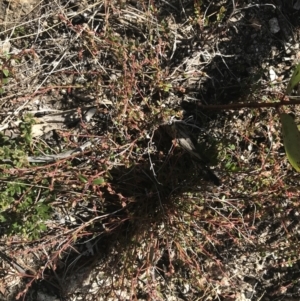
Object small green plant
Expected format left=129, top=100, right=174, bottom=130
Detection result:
left=0, top=48, right=38, bottom=94
left=217, top=6, right=226, bottom=22
left=0, top=181, right=54, bottom=239
left=0, top=114, right=54, bottom=239
left=19, top=113, right=36, bottom=145
left=12, top=26, right=26, bottom=38
left=0, top=114, right=35, bottom=165
left=158, top=81, right=172, bottom=92
left=0, top=53, right=14, bottom=94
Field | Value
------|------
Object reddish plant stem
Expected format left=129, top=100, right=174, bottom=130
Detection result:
left=196, top=99, right=300, bottom=110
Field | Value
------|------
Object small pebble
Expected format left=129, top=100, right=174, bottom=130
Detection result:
left=269, top=18, right=280, bottom=34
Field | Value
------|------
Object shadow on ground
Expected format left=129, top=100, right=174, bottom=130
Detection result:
left=2, top=0, right=300, bottom=300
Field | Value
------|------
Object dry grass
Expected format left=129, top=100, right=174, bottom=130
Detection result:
left=0, top=0, right=300, bottom=300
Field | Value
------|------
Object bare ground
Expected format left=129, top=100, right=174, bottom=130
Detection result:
left=0, top=1, right=300, bottom=301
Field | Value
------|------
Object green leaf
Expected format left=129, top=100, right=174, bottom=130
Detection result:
left=92, top=177, right=105, bottom=185
left=286, top=63, right=300, bottom=95
left=0, top=214, right=7, bottom=222
left=217, top=6, right=226, bottom=22
left=2, top=69, right=9, bottom=77
left=78, top=174, right=88, bottom=183
left=280, top=113, right=300, bottom=172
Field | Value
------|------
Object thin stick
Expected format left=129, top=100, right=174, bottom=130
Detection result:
left=195, top=99, right=300, bottom=110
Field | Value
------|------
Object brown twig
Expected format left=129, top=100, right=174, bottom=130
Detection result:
left=196, top=99, right=300, bottom=110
